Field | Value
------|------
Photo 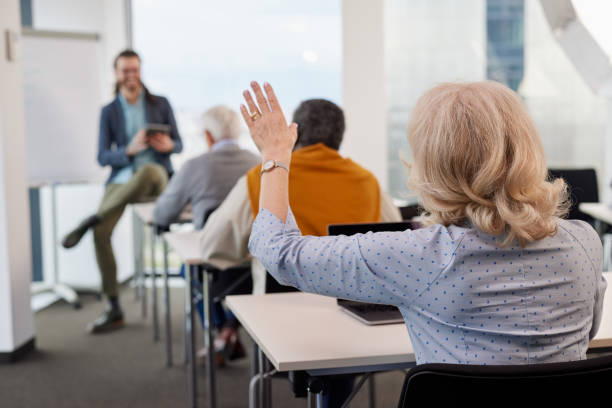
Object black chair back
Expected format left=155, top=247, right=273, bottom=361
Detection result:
left=548, top=168, right=598, bottom=223
left=397, top=355, right=612, bottom=406
left=398, top=204, right=423, bottom=221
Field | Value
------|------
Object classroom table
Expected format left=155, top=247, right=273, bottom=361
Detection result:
left=227, top=292, right=414, bottom=408
left=131, top=202, right=192, bottom=366
left=163, top=230, right=215, bottom=408
left=227, top=271, right=612, bottom=408
left=578, top=202, right=612, bottom=270
left=578, top=203, right=612, bottom=227
left=590, top=272, right=612, bottom=350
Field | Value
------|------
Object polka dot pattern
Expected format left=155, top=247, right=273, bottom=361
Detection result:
left=249, top=208, right=607, bottom=365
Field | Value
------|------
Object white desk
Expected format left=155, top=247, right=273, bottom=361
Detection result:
left=132, top=201, right=192, bottom=226
left=228, top=272, right=612, bottom=407
left=132, top=202, right=192, bottom=366
left=164, top=231, right=215, bottom=408
left=227, top=293, right=414, bottom=373
left=590, top=271, right=612, bottom=349
left=227, top=292, right=414, bottom=408
left=578, top=203, right=612, bottom=226
left=578, top=202, right=612, bottom=270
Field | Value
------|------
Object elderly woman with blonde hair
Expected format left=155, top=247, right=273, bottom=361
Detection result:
left=242, top=80, right=606, bottom=365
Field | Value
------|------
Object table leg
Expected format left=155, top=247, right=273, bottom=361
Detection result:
left=596, top=219, right=604, bottom=236
left=249, top=372, right=261, bottom=408
left=367, top=374, right=376, bottom=408
left=133, top=210, right=141, bottom=301
left=307, top=378, right=324, bottom=408
left=141, top=223, right=147, bottom=319
left=163, top=238, right=172, bottom=367
left=184, top=266, right=189, bottom=365
left=339, top=374, right=370, bottom=408
left=203, top=269, right=217, bottom=408
left=306, top=390, right=322, bottom=408
left=187, top=264, right=198, bottom=408
left=258, top=347, right=265, bottom=408
left=264, top=356, right=273, bottom=408
left=250, top=343, right=260, bottom=408
left=152, top=227, right=159, bottom=342
left=603, top=234, right=612, bottom=271
left=307, top=391, right=320, bottom=408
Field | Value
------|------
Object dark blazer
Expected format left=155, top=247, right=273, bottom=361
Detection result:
left=97, top=93, right=183, bottom=184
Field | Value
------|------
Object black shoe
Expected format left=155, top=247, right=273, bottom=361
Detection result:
left=62, top=215, right=100, bottom=249
left=87, top=308, right=124, bottom=334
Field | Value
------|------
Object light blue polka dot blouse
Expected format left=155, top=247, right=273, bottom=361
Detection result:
left=248, top=207, right=607, bottom=365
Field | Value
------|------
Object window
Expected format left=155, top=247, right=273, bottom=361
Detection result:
left=132, top=0, right=342, bottom=169
left=386, top=0, right=609, bottom=200
left=385, top=0, right=486, bottom=201
left=521, top=0, right=607, bottom=191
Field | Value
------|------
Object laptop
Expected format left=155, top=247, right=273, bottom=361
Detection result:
left=327, top=221, right=413, bottom=325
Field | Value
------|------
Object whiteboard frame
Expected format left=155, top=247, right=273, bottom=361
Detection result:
left=21, top=28, right=99, bottom=41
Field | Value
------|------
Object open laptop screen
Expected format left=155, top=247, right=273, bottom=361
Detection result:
left=327, top=220, right=413, bottom=325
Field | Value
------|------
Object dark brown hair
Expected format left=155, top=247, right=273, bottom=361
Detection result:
left=292, top=99, right=345, bottom=151
left=113, top=49, right=156, bottom=103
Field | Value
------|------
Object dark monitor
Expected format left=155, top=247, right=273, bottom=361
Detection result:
left=327, top=221, right=413, bottom=236
left=327, top=221, right=412, bottom=325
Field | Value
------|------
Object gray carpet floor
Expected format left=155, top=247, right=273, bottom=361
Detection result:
left=0, top=282, right=405, bottom=407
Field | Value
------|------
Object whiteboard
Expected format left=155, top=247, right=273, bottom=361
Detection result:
left=21, top=32, right=109, bottom=184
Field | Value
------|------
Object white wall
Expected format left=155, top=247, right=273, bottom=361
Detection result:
left=101, top=0, right=129, bottom=100
left=0, top=0, right=36, bottom=352
left=341, top=0, right=387, bottom=189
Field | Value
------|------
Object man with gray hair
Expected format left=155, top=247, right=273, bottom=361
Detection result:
left=153, top=105, right=260, bottom=229
left=154, top=105, right=259, bottom=365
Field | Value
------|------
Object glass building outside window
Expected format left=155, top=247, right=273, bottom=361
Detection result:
left=386, top=0, right=608, bottom=200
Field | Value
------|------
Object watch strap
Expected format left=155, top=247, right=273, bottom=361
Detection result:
left=261, top=160, right=289, bottom=175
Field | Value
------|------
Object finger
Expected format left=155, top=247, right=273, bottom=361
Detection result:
left=263, top=82, right=282, bottom=113
left=240, top=104, right=254, bottom=129
left=288, top=123, right=298, bottom=144
left=250, top=81, right=271, bottom=113
left=242, top=90, right=260, bottom=117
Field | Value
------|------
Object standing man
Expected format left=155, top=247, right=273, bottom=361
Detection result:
left=62, top=49, right=182, bottom=333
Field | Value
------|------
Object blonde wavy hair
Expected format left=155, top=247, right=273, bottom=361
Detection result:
left=407, top=81, right=569, bottom=247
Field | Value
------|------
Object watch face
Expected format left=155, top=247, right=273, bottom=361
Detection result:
left=263, top=160, right=275, bottom=171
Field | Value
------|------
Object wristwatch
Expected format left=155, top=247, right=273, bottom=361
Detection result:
left=261, top=160, right=289, bottom=175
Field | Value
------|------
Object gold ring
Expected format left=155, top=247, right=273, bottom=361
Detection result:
left=250, top=112, right=260, bottom=121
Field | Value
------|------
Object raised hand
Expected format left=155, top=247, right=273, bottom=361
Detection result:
left=240, top=81, right=297, bottom=163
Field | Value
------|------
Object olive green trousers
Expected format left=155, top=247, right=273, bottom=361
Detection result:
left=94, top=163, right=168, bottom=298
